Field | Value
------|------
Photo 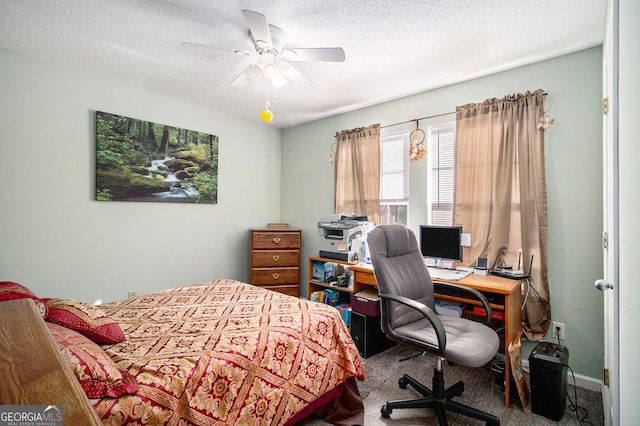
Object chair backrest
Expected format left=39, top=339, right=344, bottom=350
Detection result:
left=367, top=224, right=435, bottom=330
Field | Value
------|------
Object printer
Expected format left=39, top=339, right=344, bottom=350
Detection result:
left=318, top=215, right=375, bottom=262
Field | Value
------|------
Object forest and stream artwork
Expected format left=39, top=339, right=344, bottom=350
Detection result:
left=95, top=111, right=218, bottom=204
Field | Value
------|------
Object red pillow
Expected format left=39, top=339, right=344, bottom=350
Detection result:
left=47, top=322, right=138, bottom=398
left=45, top=298, right=124, bottom=344
left=0, top=281, right=48, bottom=317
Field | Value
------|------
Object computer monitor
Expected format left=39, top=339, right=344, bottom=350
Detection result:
left=419, top=225, right=463, bottom=263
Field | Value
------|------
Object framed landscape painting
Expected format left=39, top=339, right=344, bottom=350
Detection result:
left=95, top=111, right=218, bottom=204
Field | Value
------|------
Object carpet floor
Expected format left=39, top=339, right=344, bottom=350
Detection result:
left=311, top=344, right=604, bottom=425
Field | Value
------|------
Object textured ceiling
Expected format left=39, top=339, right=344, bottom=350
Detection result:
left=0, top=0, right=607, bottom=128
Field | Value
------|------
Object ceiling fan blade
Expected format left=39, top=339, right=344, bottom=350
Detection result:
left=230, top=63, right=264, bottom=87
left=283, top=47, right=345, bottom=62
left=230, top=70, right=249, bottom=87
left=279, top=62, right=316, bottom=88
left=182, top=42, right=252, bottom=56
left=242, top=9, right=272, bottom=49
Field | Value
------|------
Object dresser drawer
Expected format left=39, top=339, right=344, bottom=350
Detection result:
left=251, top=268, right=300, bottom=285
left=262, top=285, right=300, bottom=298
left=252, top=232, right=300, bottom=250
left=251, top=250, right=300, bottom=268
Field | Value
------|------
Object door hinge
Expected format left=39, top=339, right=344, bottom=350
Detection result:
left=603, top=97, right=609, bottom=115
left=604, top=368, right=609, bottom=386
left=603, top=232, right=608, bottom=250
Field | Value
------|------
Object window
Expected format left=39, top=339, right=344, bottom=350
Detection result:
left=427, top=123, right=456, bottom=226
left=379, top=131, right=409, bottom=225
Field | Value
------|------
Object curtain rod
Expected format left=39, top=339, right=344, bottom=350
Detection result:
left=380, top=91, right=548, bottom=130
left=380, top=111, right=455, bottom=129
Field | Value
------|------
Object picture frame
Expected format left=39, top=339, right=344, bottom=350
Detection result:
left=95, top=111, right=218, bottom=204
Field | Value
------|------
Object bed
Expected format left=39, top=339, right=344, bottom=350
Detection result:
left=0, top=279, right=365, bottom=425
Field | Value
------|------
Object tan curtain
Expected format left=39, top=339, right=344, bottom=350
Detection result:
left=455, top=89, right=550, bottom=339
left=334, top=124, right=381, bottom=224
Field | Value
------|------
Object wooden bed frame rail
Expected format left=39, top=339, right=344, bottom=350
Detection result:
left=0, top=298, right=102, bottom=425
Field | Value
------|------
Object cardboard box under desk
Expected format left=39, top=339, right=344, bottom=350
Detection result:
left=351, top=288, right=381, bottom=317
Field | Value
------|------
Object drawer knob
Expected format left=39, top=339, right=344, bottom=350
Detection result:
left=272, top=254, right=280, bottom=262
left=272, top=272, right=280, bottom=280
left=272, top=237, right=281, bottom=244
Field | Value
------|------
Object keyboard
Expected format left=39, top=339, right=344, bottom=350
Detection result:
left=427, top=267, right=471, bottom=281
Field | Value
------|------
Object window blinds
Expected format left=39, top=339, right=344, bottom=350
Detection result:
left=429, top=123, right=456, bottom=226
left=380, top=131, right=409, bottom=202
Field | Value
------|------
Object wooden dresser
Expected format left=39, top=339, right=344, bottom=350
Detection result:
left=250, top=227, right=302, bottom=297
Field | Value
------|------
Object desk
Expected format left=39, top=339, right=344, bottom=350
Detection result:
left=308, top=257, right=522, bottom=408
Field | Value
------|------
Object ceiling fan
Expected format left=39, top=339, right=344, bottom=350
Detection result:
left=183, top=10, right=345, bottom=89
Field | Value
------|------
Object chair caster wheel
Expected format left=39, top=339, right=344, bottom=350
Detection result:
left=381, top=405, right=392, bottom=418
left=452, top=381, right=464, bottom=397
left=398, top=377, right=407, bottom=389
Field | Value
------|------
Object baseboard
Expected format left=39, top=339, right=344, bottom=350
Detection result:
left=569, top=371, right=602, bottom=392
left=521, top=360, right=601, bottom=393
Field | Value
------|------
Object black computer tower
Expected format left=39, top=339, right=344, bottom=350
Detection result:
left=350, top=311, right=395, bottom=358
left=529, top=341, right=570, bottom=421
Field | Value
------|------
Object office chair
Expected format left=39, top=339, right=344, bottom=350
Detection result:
left=367, top=224, right=501, bottom=426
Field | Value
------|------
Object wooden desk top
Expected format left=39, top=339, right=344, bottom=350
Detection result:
left=445, top=272, right=521, bottom=294
left=349, top=262, right=521, bottom=295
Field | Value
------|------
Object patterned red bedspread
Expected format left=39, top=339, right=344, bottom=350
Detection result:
left=93, top=279, right=364, bottom=425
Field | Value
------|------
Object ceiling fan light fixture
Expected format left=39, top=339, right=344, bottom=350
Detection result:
left=262, top=60, right=279, bottom=79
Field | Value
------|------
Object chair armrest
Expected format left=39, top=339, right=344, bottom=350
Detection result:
left=433, top=282, right=493, bottom=326
left=378, top=292, right=446, bottom=354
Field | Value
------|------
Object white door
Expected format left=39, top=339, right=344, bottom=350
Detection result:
left=596, top=0, right=619, bottom=424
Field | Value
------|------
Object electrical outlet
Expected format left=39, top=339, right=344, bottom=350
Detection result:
left=552, top=321, right=565, bottom=341
left=128, top=291, right=137, bottom=299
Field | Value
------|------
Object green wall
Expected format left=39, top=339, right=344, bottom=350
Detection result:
left=281, top=47, right=604, bottom=382
left=0, top=48, right=282, bottom=303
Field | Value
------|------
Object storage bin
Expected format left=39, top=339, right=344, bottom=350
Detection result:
left=350, top=287, right=381, bottom=317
